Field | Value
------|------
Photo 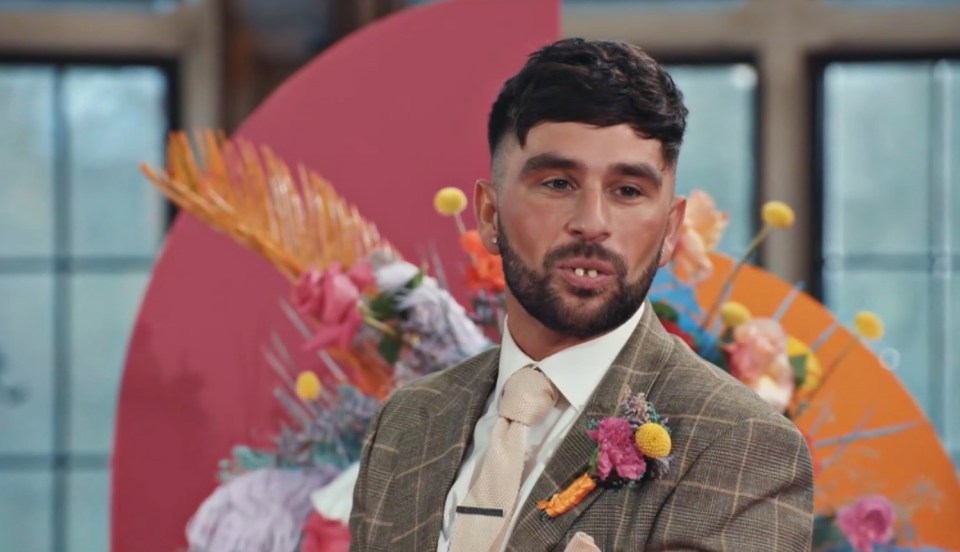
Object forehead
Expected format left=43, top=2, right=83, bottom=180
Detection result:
left=505, top=122, right=668, bottom=172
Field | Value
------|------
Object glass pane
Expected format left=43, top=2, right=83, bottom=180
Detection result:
left=564, top=0, right=742, bottom=7
left=948, top=62, right=960, bottom=251
left=67, top=470, right=110, bottom=552
left=0, top=473, right=53, bottom=552
left=64, top=66, right=167, bottom=258
left=69, top=272, right=151, bottom=454
left=0, top=275, right=55, bottom=455
left=669, top=64, right=757, bottom=257
left=823, top=63, right=933, bottom=256
left=824, top=269, right=932, bottom=412
left=949, top=273, right=960, bottom=461
left=828, top=0, right=960, bottom=6
left=0, top=66, right=55, bottom=257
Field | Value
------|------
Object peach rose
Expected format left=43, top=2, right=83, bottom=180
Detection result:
left=671, top=190, right=728, bottom=283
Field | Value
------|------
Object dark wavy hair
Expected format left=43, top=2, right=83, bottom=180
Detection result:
left=488, top=38, right=688, bottom=167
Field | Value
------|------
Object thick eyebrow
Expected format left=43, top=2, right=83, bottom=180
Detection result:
left=519, top=153, right=584, bottom=180
left=611, top=162, right=663, bottom=190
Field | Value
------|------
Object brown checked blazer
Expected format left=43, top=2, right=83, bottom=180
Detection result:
left=349, top=303, right=814, bottom=551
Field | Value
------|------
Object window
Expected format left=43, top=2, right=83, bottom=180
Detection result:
left=820, top=60, right=960, bottom=467
left=0, top=61, right=171, bottom=552
left=667, top=63, right=758, bottom=256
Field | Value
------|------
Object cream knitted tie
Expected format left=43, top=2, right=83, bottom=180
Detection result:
left=449, top=366, right=559, bottom=552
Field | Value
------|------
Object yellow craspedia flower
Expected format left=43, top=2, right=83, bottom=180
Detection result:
left=787, top=336, right=822, bottom=391
left=854, top=311, right=884, bottom=340
left=295, top=371, right=322, bottom=401
left=762, top=201, right=795, bottom=229
left=433, top=187, right=468, bottom=216
left=635, top=422, right=672, bottom=459
left=720, top=301, right=752, bottom=327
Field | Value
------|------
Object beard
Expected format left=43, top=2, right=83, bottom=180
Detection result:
left=497, top=224, right=660, bottom=339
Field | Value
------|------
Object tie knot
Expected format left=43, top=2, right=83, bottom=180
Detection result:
left=498, top=366, right=558, bottom=426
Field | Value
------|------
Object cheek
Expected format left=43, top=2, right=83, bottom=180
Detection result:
left=614, top=214, right=668, bottom=269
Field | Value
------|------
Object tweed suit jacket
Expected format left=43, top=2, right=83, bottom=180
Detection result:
left=349, top=303, right=814, bottom=551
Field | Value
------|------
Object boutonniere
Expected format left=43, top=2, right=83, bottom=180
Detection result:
left=537, top=392, right=673, bottom=518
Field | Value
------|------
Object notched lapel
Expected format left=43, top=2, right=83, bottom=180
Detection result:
left=506, top=304, right=676, bottom=551
left=390, top=350, right=500, bottom=549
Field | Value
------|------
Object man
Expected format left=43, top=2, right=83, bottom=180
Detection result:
left=349, top=38, right=813, bottom=551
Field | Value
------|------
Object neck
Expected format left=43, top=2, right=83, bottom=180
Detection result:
left=503, top=293, right=600, bottom=360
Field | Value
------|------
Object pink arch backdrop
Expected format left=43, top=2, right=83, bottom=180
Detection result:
left=111, top=1, right=559, bottom=550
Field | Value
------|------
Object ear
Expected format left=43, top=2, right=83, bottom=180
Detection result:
left=658, top=195, right=686, bottom=267
left=474, top=178, right=499, bottom=254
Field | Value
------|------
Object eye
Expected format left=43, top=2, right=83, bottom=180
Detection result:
left=616, top=185, right=645, bottom=199
left=542, top=178, right=573, bottom=191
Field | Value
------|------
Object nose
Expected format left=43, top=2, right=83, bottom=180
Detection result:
left=565, top=186, right=611, bottom=242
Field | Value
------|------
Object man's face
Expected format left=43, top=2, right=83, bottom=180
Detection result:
left=476, top=122, right=686, bottom=338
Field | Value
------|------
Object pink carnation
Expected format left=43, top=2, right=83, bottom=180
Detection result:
left=291, top=262, right=374, bottom=350
left=724, top=318, right=787, bottom=382
left=837, top=495, right=896, bottom=552
left=588, top=417, right=646, bottom=481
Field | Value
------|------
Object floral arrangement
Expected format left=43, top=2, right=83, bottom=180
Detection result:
left=141, top=131, right=953, bottom=552
left=537, top=392, right=672, bottom=518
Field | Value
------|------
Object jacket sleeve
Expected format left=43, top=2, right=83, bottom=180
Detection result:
left=645, top=412, right=814, bottom=551
left=348, top=399, right=390, bottom=552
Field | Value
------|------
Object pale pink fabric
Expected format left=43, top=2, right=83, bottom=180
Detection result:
left=563, top=532, right=601, bottom=552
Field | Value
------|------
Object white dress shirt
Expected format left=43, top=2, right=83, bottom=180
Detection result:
left=437, top=303, right=645, bottom=551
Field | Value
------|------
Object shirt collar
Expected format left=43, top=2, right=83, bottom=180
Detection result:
left=497, top=303, right=645, bottom=413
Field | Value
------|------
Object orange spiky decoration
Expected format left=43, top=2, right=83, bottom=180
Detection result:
left=140, top=129, right=395, bottom=281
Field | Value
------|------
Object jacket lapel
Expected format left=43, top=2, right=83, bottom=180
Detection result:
left=395, top=349, right=500, bottom=549
left=507, top=304, right=676, bottom=551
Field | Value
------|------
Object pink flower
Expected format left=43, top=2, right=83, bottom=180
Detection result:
left=671, top=190, right=728, bottom=284
left=301, top=511, right=351, bottom=552
left=725, top=319, right=787, bottom=382
left=292, top=262, right=374, bottom=350
left=588, top=417, right=646, bottom=481
left=723, top=318, right=794, bottom=412
left=837, top=495, right=897, bottom=552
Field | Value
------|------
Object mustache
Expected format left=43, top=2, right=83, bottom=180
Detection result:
left=542, top=241, right=628, bottom=278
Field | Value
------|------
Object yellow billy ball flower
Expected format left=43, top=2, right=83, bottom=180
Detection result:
left=762, top=201, right=795, bottom=229
left=720, top=301, right=752, bottom=327
left=635, top=422, right=672, bottom=458
left=854, top=311, right=884, bottom=340
left=433, top=187, right=468, bottom=216
left=787, top=336, right=822, bottom=392
left=295, top=371, right=322, bottom=401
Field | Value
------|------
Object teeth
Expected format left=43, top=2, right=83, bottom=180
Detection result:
left=572, top=268, right=600, bottom=278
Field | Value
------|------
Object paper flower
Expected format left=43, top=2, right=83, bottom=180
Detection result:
left=539, top=393, right=670, bottom=519
left=854, top=311, right=884, bottom=340
left=433, top=187, right=468, bottom=216
left=292, top=262, right=374, bottom=350
left=787, top=336, right=822, bottom=392
left=460, top=230, right=505, bottom=293
left=724, top=318, right=795, bottom=412
left=588, top=417, right=647, bottom=480
left=296, top=371, right=323, bottom=401
left=672, top=190, right=728, bottom=283
left=300, top=511, right=351, bottom=552
left=761, top=201, right=795, bottom=229
left=837, top=495, right=897, bottom=552
left=185, top=467, right=338, bottom=552
left=634, top=422, right=671, bottom=458
left=720, top=301, right=751, bottom=327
